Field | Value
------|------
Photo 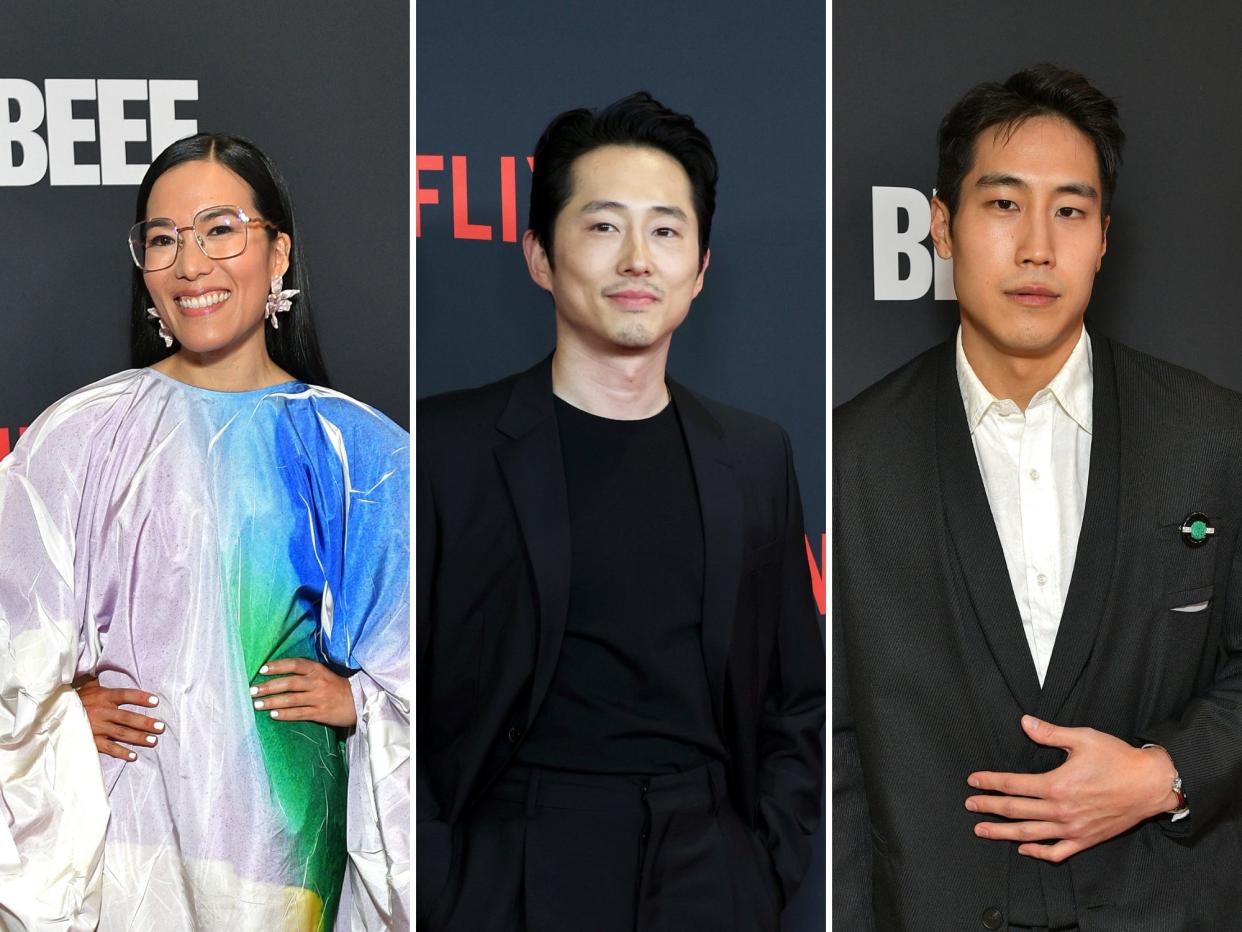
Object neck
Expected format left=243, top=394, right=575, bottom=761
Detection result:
left=960, top=322, right=1082, bottom=410
left=154, top=339, right=293, bottom=392
left=551, top=338, right=671, bottom=420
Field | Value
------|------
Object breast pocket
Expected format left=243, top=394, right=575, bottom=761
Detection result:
left=1158, top=510, right=1224, bottom=611
left=1166, top=590, right=1212, bottom=613
left=1151, top=513, right=1222, bottom=684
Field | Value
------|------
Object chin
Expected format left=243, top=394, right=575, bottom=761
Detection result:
left=173, top=324, right=262, bottom=358
left=173, top=341, right=231, bottom=357
left=1008, top=321, right=1082, bottom=353
left=610, top=323, right=658, bottom=349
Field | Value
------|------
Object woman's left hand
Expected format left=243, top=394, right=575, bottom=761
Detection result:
left=250, top=658, right=356, bottom=727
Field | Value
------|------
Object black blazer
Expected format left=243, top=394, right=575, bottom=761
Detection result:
left=418, top=357, right=824, bottom=921
left=834, top=335, right=1242, bottom=931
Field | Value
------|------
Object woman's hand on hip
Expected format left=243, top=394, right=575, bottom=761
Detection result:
left=250, top=658, right=356, bottom=727
left=73, top=675, right=163, bottom=761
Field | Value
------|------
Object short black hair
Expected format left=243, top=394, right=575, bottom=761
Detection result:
left=528, top=91, right=717, bottom=268
left=130, top=133, right=331, bottom=387
left=936, top=64, right=1124, bottom=222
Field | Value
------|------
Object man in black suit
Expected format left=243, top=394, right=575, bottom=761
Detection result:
left=418, top=92, right=823, bottom=931
left=835, top=64, right=1242, bottom=930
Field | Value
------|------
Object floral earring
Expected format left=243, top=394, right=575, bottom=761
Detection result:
left=146, top=307, right=174, bottom=348
left=265, top=276, right=300, bottom=329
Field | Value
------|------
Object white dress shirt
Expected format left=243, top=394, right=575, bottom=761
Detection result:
left=956, top=327, right=1093, bottom=686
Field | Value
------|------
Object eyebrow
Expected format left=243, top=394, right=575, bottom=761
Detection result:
left=975, top=173, right=1099, bottom=199
left=579, top=199, right=689, bottom=221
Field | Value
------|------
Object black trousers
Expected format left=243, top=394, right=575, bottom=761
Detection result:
left=423, top=761, right=781, bottom=931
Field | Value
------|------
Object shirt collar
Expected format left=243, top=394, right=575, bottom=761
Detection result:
left=955, top=326, right=1093, bottom=434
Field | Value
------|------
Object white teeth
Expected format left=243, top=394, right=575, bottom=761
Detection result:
left=175, top=290, right=230, bottom=309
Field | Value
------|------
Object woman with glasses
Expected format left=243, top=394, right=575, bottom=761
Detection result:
left=0, top=134, right=408, bottom=931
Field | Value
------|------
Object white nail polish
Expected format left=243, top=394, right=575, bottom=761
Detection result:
left=148, top=696, right=159, bottom=706
left=153, top=721, right=165, bottom=732
left=145, top=735, right=157, bottom=745
left=249, top=686, right=259, bottom=697
left=254, top=700, right=264, bottom=710
left=270, top=710, right=280, bottom=719
left=259, top=665, right=269, bottom=675
left=127, top=752, right=137, bottom=761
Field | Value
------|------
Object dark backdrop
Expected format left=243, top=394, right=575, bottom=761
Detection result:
left=416, top=1, right=827, bottom=928
left=833, top=4, right=1242, bottom=928
left=0, top=0, right=409, bottom=451
left=834, top=2, right=1242, bottom=406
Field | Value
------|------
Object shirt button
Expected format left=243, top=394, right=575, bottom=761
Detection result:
left=506, top=726, right=524, bottom=744
left=981, top=906, right=1004, bottom=930
left=1036, top=573, right=1048, bottom=586
left=1029, top=468, right=1040, bottom=481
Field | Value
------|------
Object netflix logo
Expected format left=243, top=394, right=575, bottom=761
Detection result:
left=416, top=153, right=534, bottom=242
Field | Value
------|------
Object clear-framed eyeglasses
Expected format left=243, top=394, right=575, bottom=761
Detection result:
left=128, top=205, right=278, bottom=272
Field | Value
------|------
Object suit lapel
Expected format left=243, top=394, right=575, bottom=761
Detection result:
left=1037, top=336, right=1120, bottom=722
left=670, top=380, right=743, bottom=728
left=493, top=358, right=573, bottom=724
left=935, top=343, right=1043, bottom=712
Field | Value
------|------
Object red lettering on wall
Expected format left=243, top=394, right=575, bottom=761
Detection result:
left=416, top=154, right=536, bottom=242
left=500, top=156, right=518, bottom=243
left=415, top=155, right=443, bottom=238
left=805, top=532, right=825, bottom=615
left=451, top=156, right=493, bottom=241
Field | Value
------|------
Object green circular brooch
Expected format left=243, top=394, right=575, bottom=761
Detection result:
left=1180, top=512, right=1215, bottom=548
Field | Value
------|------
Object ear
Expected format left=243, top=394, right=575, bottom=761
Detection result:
left=691, top=247, right=711, bottom=299
left=1096, top=214, right=1110, bottom=271
left=270, top=232, right=292, bottom=281
left=522, top=229, right=553, bottom=292
left=930, top=197, right=953, bottom=260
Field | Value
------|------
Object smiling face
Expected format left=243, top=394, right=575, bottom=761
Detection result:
left=142, top=159, right=289, bottom=364
left=523, top=144, right=708, bottom=357
left=930, top=115, right=1109, bottom=368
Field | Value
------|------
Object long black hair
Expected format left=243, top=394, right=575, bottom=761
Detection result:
left=130, top=133, right=331, bottom=387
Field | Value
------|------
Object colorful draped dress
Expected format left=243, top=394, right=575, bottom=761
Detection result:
left=0, top=368, right=410, bottom=931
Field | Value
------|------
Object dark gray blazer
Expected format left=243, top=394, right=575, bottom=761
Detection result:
left=418, top=356, right=824, bottom=924
left=834, top=336, right=1242, bottom=931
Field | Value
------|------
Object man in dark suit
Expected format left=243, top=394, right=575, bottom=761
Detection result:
left=835, top=64, right=1242, bottom=930
left=418, top=92, right=824, bottom=931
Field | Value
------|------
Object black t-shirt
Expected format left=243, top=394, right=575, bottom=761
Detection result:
left=513, top=395, right=727, bottom=774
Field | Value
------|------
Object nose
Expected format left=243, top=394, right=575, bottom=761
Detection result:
left=173, top=230, right=212, bottom=279
left=1016, top=211, right=1054, bottom=267
left=618, top=228, right=652, bottom=276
